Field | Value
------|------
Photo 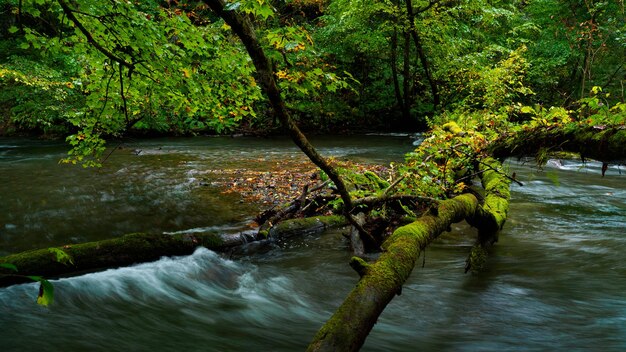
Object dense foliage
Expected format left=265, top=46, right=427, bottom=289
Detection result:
left=0, top=0, right=624, bottom=164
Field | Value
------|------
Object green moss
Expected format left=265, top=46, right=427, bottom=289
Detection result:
left=467, top=243, right=488, bottom=273
left=193, top=233, right=225, bottom=249
left=349, top=256, right=370, bottom=277
left=307, top=195, right=482, bottom=352
left=476, top=157, right=511, bottom=233
left=385, top=221, right=429, bottom=250
left=0, top=232, right=227, bottom=287
left=455, top=193, right=480, bottom=212
left=442, top=121, right=464, bottom=135
left=492, top=124, right=626, bottom=163
left=483, top=195, right=509, bottom=227
left=363, top=170, right=390, bottom=190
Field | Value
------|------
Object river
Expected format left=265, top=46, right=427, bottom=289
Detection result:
left=0, top=136, right=625, bottom=351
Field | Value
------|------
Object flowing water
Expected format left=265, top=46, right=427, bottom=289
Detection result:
left=0, top=136, right=625, bottom=351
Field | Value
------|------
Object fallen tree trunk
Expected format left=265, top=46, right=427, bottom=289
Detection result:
left=306, top=194, right=479, bottom=352
left=465, top=157, right=511, bottom=272
left=307, top=155, right=511, bottom=352
left=0, top=215, right=346, bottom=288
left=490, top=124, right=626, bottom=163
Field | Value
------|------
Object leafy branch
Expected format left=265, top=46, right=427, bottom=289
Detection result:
left=57, top=0, right=136, bottom=72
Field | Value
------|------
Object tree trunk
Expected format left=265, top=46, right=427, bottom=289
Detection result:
left=390, top=28, right=405, bottom=115
left=201, top=0, right=367, bottom=237
left=465, top=157, right=511, bottom=272
left=406, top=0, right=440, bottom=108
left=307, top=135, right=512, bottom=351
left=402, top=30, right=412, bottom=124
left=489, top=124, right=626, bottom=163
left=306, top=194, right=480, bottom=352
left=0, top=216, right=347, bottom=287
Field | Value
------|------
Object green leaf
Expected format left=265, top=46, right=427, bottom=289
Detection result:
left=255, top=5, right=274, bottom=20
left=26, top=276, right=54, bottom=306
left=0, top=263, right=18, bottom=272
left=49, top=248, right=74, bottom=266
left=37, top=280, right=54, bottom=306
left=8, top=26, right=19, bottom=34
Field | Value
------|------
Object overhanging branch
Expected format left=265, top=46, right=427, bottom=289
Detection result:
left=57, top=0, right=135, bottom=71
left=489, top=124, right=626, bottom=163
left=202, top=0, right=372, bottom=244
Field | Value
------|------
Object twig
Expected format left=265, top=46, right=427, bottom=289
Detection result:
left=353, top=194, right=439, bottom=207
left=383, top=175, right=405, bottom=196
left=452, top=145, right=524, bottom=186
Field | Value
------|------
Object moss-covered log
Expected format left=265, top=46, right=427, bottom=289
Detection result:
left=465, top=157, right=511, bottom=272
left=469, top=157, right=511, bottom=236
left=0, top=232, right=218, bottom=287
left=0, top=216, right=346, bottom=288
left=307, top=151, right=513, bottom=351
left=307, top=194, right=479, bottom=352
left=490, top=124, right=626, bottom=163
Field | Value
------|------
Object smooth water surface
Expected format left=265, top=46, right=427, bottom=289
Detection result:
left=1, top=137, right=625, bottom=351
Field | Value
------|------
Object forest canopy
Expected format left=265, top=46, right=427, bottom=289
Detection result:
left=1, top=1, right=624, bottom=150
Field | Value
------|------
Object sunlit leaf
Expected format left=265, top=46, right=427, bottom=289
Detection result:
left=37, top=280, right=54, bottom=306
left=26, top=276, right=54, bottom=306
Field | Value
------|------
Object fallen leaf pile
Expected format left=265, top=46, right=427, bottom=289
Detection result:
left=200, top=155, right=391, bottom=209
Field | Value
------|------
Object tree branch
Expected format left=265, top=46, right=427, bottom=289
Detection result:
left=202, top=0, right=370, bottom=243
left=57, top=0, right=135, bottom=70
left=119, top=64, right=130, bottom=127
left=406, top=0, right=440, bottom=107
